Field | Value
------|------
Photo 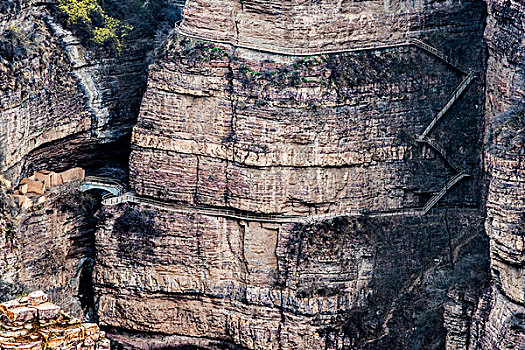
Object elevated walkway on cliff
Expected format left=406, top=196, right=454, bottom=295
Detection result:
left=82, top=32, right=477, bottom=223
left=79, top=177, right=126, bottom=197
left=85, top=183, right=475, bottom=224
left=171, top=26, right=476, bottom=214
left=174, top=23, right=470, bottom=74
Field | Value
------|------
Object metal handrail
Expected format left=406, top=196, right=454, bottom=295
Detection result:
left=99, top=192, right=478, bottom=223
left=173, top=23, right=472, bottom=75
left=419, top=72, right=477, bottom=139
left=417, top=136, right=461, bottom=172
left=422, top=172, right=470, bottom=213
left=82, top=176, right=126, bottom=196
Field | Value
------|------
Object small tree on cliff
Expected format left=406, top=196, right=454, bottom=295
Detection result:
left=56, top=0, right=132, bottom=54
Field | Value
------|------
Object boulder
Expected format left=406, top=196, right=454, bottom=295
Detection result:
left=27, top=291, right=48, bottom=306
left=0, top=175, right=11, bottom=189
left=2, top=307, right=37, bottom=323
left=58, top=167, right=85, bottom=183
left=49, top=173, right=63, bottom=187
left=19, top=179, right=45, bottom=195
left=33, top=171, right=55, bottom=188
left=32, top=303, right=60, bottom=320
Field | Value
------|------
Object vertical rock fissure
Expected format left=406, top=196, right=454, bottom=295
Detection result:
left=194, top=155, right=200, bottom=204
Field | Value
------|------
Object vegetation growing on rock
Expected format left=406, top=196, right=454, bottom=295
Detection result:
left=56, top=0, right=131, bottom=53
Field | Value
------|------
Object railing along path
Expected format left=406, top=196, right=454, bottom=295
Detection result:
left=81, top=29, right=477, bottom=221
left=80, top=176, right=126, bottom=197
left=173, top=24, right=477, bottom=213
left=422, top=173, right=471, bottom=214
left=174, top=23, right=470, bottom=74
left=97, top=191, right=475, bottom=224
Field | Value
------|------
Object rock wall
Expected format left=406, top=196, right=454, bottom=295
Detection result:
left=130, top=25, right=485, bottom=215
left=0, top=183, right=100, bottom=319
left=0, top=0, right=92, bottom=179
left=0, top=0, right=155, bottom=182
left=95, top=204, right=488, bottom=349
left=180, top=0, right=485, bottom=53
left=114, top=0, right=491, bottom=348
left=460, top=0, right=525, bottom=348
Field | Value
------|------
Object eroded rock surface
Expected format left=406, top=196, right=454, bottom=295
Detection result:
left=95, top=203, right=488, bottom=349
left=180, top=0, right=485, bottom=53
left=442, top=0, right=525, bottom=348
left=98, top=0, right=493, bottom=348
left=130, top=25, right=485, bottom=215
left=0, top=290, right=110, bottom=350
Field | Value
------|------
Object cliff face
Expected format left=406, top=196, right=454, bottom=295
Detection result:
left=180, top=0, right=484, bottom=52
left=130, top=0, right=486, bottom=215
left=95, top=204, right=488, bottom=349
left=0, top=0, right=177, bottom=319
left=92, top=0, right=492, bottom=349
left=2, top=0, right=524, bottom=349
left=0, top=0, right=92, bottom=179
left=0, top=0, right=154, bottom=182
left=465, top=0, right=525, bottom=348
left=0, top=182, right=100, bottom=320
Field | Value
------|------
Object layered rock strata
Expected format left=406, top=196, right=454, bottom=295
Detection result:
left=100, top=0, right=491, bottom=348
left=95, top=203, right=488, bottom=349
left=0, top=0, right=158, bottom=182
left=0, top=180, right=100, bottom=319
left=0, top=0, right=92, bottom=180
left=180, top=0, right=485, bottom=53
left=442, top=0, right=525, bottom=348
left=130, top=32, right=485, bottom=215
left=482, top=0, right=525, bottom=347
left=0, top=290, right=110, bottom=350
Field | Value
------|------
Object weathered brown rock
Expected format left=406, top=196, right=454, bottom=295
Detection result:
left=18, top=179, right=44, bottom=196
left=130, top=35, right=484, bottom=215
left=0, top=182, right=99, bottom=319
left=109, top=0, right=490, bottom=348
left=445, top=0, right=525, bottom=348
left=0, top=0, right=156, bottom=183
left=0, top=291, right=110, bottom=350
left=95, top=202, right=488, bottom=349
left=181, top=0, right=485, bottom=52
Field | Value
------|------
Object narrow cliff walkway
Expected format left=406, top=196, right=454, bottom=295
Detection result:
left=421, top=172, right=471, bottom=214
left=80, top=177, right=126, bottom=197
left=85, top=32, right=478, bottom=222
left=81, top=178, right=476, bottom=223
left=172, top=26, right=476, bottom=213
left=174, top=23, right=469, bottom=74
left=418, top=72, right=477, bottom=140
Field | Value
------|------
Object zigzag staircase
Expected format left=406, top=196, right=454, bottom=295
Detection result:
left=416, top=68, right=476, bottom=213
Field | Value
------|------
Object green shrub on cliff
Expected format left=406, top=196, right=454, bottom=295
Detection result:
left=56, top=0, right=132, bottom=54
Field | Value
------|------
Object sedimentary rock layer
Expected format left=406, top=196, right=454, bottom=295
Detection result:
left=0, top=1, right=91, bottom=179
left=95, top=203, right=488, bottom=349
left=0, top=0, right=152, bottom=182
left=455, top=0, right=525, bottom=348
left=180, top=0, right=485, bottom=53
left=0, top=183, right=99, bottom=319
left=130, top=31, right=485, bottom=215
